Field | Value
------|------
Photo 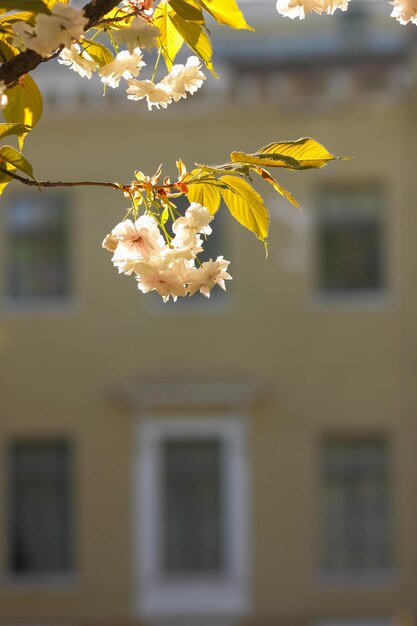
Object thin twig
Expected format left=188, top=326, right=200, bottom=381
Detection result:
left=0, top=167, right=128, bottom=191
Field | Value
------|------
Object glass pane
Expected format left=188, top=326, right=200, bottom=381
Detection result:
left=321, top=438, right=391, bottom=573
left=317, top=187, right=384, bottom=293
left=9, top=441, right=73, bottom=574
left=6, top=193, right=70, bottom=300
left=162, top=439, right=223, bottom=574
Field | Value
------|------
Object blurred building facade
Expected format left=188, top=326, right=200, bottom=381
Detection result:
left=0, top=1, right=417, bottom=625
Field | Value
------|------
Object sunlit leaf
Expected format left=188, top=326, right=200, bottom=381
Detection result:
left=153, top=2, right=184, bottom=69
left=201, top=0, right=254, bottom=30
left=3, top=74, right=42, bottom=149
left=170, top=13, right=216, bottom=76
left=220, top=175, right=269, bottom=241
left=82, top=39, right=113, bottom=66
left=187, top=177, right=222, bottom=214
left=169, top=0, right=205, bottom=24
left=0, top=122, right=30, bottom=140
left=253, top=166, right=300, bottom=209
left=232, top=137, right=347, bottom=170
left=0, top=160, right=14, bottom=196
left=0, top=145, right=34, bottom=178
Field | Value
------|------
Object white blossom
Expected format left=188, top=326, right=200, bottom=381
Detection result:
left=391, top=0, right=417, bottom=24
left=13, top=2, right=87, bottom=57
left=276, top=0, right=325, bottom=19
left=126, top=79, right=172, bottom=110
left=113, top=16, right=160, bottom=52
left=0, top=81, right=8, bottom=110
left=162, top=56, right=206, bottom=102
left=136, top=257, right=188, bottom=302
left=185, top=257, right=232, bottom=298
left=111, top=215, right=165, bottom=262
left=100, top=48, right=145, bottom=88
left=58, top=44, right=97, bottom=79
left=323, top=0, right=349, bottom=13
left=171, top=203, right=213, bottom=249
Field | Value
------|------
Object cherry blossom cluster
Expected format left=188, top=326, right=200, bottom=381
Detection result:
left=390, top=0, right=417, bottom=24
left=11, top=3, right=206, bottom=110
left=102, top=204, right=232, bottom=302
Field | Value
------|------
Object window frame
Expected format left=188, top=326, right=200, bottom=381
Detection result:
left=311, top=182, right=390, bottom=310
left=133, top=414, right=250, bottom=618
left=0, top=191, right=77, bottom=316
left=316, top=434, right=396, bottom=586
left=3, top=437, right=76, bottom=587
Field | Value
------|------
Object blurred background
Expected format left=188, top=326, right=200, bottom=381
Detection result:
left=1, top=0, right=417, bottom=624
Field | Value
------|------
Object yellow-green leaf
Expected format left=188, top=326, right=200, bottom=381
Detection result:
left=3, top=74, right=42, bottom=149
left=0, top=145, right=34, bottom=178
left=232, top=137, right=346, bottom=171
left=0, top=160, right=14, bottom=196
left=0, top=122, right=30, bottom=140
left=187, top=179, right=222, bottom=215
left=220, top=175, right=269, bottom=241
left=153, top=3, right=184, bottom=69
left=170, top=13, right=216, bottom=76
left=82, top=39, right=113, bottom=67
left=169, top=0, right=205, bottom=24
left=201, top=0, right=254, bottom=30
left=253, top=166, right=300, bottom=210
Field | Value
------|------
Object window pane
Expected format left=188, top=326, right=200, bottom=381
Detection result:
left=321, top=438, right=391, bottom=573
left=9, top=441, right=73, bottom=574
left=6, top=193, right=70, bottom=301
left=162, top=439, right=223, bottom=573
left=317, top=187, right=384, bottom=293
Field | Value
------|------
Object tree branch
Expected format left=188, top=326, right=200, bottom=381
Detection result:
left=0, top=0, right=122, bottom=86
left=0, top=166, right=128, bottom=191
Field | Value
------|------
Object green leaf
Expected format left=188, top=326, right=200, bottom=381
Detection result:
left=169, top=0, right=205, bottom=24
left=153, top=2, right=184, bottom=69
left=0, top=0, right=50, bottom=13
left=82, top=39, right=113, bottom=67
left=196, top=162, right=252, bottom=176
left=253, top=166, right=300, bottom=210
left=170, top=13, right=216, bottom=76
left=0, top=145, right=34, bottom=178
left=232, top=137, right=347, bottom=171
left=3, top=73, right=42, bottom=149
left=220, top=175, right=269, bottom=241
left=186, top=178, right=222, bottom=215
left=201, top=0, right=254, bottom=30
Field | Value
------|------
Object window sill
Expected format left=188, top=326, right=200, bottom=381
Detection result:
left=0, top=573, right=80, bottom=593
left=314, top=569, right=399, bottom=590
left=0, top=297, right=80, bottom=318
left=310, top=290, right=392, bottom=312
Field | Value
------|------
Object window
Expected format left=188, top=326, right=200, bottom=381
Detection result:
left=316, top=186, right=385, bottom=296
left=162, top=439, right=223, bottom=573
left=8, top=441, right=73, bottom=576
left=135, top=416, right=249, bottom=617
left=5, top=192, right=71, bottom=304
left=320, top=437, right=392, bottom=577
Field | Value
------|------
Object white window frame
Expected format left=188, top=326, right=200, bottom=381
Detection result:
left=133, top=414, right=250, bottom=619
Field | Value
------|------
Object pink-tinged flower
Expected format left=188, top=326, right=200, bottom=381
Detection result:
left=162, top=56, right=206, bottom=102
left=136, top=258, right=188, bottom=303
left=126, top=79, right=172, bottom=110
left=100, top=48, right=145, bottom=88
left=111, top=215, right=165, bottom=261
left=58, top=44, right=97, bottom=79
left=276, top=0, right=325, bottom=19
left=102, top=233, right=118, bottom=252
left=114, top=16, right=160, bottom=52
left=391, top=0, right=417, bottom=24
left=185, top=256, right=232, bottom=298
